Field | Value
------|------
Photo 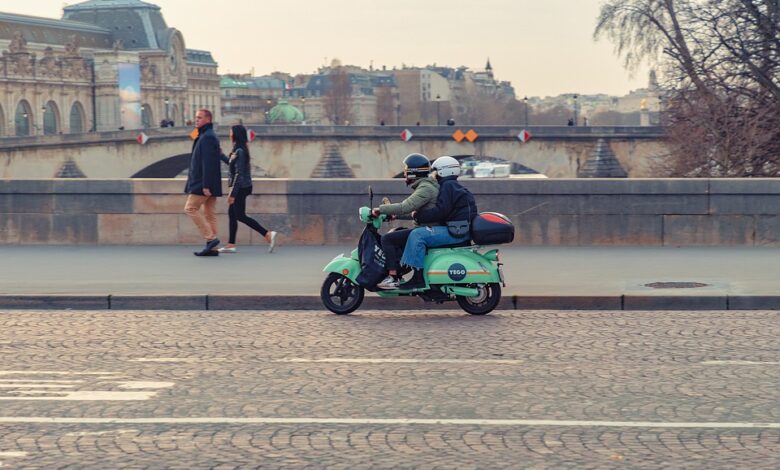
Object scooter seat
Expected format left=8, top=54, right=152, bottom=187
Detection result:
left=427, top=240, right=472, bottom=251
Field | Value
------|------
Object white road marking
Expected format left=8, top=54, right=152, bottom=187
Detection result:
left=276, top=358, right=524, bottom=365
left=701, top=360, right=780, bottom=365
left=0, top=452, right=27, bottom=457
left=0, top=371, right=120, bottom=376
left=65, top=430, right=138, bottom=437
left=0, top=384, right=75, bottom=389
left=0, top=417, right=776, bottom=429
left=0, top=372, right=172, bottom=401
left=0, top=391, right=158, bottom=401
left=0, top=380, right=83, bottom=384
left=114, top=381, right=175, bottom=390
left=131, top=358, right=200, bottom=363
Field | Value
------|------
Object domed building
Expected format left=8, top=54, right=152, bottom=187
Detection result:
left=0, top=0, right=220, bottom=136
left=267, top=100, right=304, bottom=124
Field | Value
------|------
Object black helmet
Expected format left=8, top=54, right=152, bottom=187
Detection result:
left=403, top=153, right=431, bottom=185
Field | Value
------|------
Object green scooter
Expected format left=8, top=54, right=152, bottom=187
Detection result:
left=321, top=200, right=513, bottom=315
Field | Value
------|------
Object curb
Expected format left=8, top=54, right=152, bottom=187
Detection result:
left=1, top=295, right=779, bottom=311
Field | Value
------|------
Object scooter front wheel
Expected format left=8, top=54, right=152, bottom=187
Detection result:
left=321, top=273, right=365, bottom=315
left=457, top=283, right=501, bottom=315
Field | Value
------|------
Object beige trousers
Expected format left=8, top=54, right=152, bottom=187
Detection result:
left=184, top=194, right=218, bottom=241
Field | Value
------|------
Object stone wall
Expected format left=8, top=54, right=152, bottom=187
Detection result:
left=1, top=178, right=779, bottom=246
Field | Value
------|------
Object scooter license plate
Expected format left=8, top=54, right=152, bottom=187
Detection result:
left=497, top=263, right=506, bottom=287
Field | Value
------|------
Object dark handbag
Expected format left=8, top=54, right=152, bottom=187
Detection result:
left=446, top=220, right=470, bottom=237
left=355, top=226, right=387, bottom=289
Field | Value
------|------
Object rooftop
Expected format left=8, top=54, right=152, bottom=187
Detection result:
left=63, top=0, right=160, bottom=12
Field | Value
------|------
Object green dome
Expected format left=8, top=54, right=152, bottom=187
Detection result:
left=268, top=100, right=304, bottom=123
left=220, top=76, right=248, bottom=88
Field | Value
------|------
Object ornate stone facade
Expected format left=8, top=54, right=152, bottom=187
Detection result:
left=0, top=0, right=219, bottom=137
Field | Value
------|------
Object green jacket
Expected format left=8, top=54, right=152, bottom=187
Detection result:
left=378, top=177, right=440, bottom=226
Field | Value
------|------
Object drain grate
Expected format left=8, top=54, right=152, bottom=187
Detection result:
left=644, top=282, right=709, bottom=289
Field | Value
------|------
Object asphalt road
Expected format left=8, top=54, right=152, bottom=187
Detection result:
left=1, top=245, right=780, bottom=296
left=0, top=308, right=779, bottom=468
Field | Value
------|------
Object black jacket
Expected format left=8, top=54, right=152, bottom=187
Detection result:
left=414, top=176, right=477, bottom=225
left=184, top=123, right=223, bottom=197
left=222, top=147, right=253, bottom=196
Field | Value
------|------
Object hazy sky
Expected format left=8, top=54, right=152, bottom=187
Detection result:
left=3, top=0, right=651, bottom=97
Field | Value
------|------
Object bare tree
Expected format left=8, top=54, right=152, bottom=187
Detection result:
left=375, top=86, right=395, bottom=124
left=595, top=0, right=780, bottom=176
left=324, top=61, right=353, bottom=125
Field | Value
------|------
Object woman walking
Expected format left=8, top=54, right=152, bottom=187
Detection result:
left=218, top=125, right=278, bottom=253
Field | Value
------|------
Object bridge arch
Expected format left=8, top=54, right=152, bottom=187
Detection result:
left=131, top=153, right=191, bottom=178
left=43, top=101, right=61, bottom=135
left=14, top=100, right=33, bottom=136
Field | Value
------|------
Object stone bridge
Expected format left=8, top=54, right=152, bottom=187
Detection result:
left=0, top=125, right=666, bottom=179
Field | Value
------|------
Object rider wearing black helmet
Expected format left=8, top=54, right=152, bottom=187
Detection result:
left=371, top=153, right=440, bottom=289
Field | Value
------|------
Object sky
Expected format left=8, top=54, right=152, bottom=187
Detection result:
left=3, top=0, right=651, bottom=98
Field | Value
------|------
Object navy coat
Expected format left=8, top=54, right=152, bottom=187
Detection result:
left=414, top=176, right=477, bottom=224
left=184, top=124, right=223, bottom=197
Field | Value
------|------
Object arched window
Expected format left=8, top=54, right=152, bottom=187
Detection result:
left=141, top=104, right=153, bottom=128
left=69, top=102, right=85, bottom=134
left=15, top=100, right=32, bottom=136
left=43, top=101, right=60, bottom=135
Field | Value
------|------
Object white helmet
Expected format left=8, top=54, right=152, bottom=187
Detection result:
left=431, top=156, right=461, bottom=177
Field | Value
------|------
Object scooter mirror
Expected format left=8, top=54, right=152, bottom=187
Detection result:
left=368, top=185, right=374, bottom=207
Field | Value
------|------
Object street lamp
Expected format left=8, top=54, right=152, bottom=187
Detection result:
left=573, top=94, right=579, bottom=127
left=436, top=94, right=441, bottom=126
left=164, top=97, right=169, bottom=120
left=657, top=95, right=666, bottom=126
left=523, top=96, right=529, bottom=127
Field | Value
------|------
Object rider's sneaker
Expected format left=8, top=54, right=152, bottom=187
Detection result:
left=400, top=269, right=426, bottom=290
left=376, top=275, right=400, bottom=290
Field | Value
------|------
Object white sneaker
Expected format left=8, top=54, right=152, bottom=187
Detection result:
left=267, top=231, right=278, bottom=253
left=218, top=246, right=237, bottom=253
left=376, top=275, right=400, bottom=290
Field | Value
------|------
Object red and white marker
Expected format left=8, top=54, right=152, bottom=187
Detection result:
left=136, top=132, right=149, bottom=145
left=517, top=129, right=532, bottom=143
left=400, top=129, right=414, bottom=142
left=248, top=129, right=257, bottom=142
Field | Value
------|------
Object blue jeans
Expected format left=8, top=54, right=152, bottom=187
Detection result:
left=400, top=225, right=467, bottom=269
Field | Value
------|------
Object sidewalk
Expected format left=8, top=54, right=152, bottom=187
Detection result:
left=1, top=245, right=779, bottom=310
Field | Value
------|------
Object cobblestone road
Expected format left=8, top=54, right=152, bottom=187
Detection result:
left=0, top=309, right=779, bottom=468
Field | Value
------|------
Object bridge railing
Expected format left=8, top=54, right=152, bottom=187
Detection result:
left=0, top=125, right=665, bottom=149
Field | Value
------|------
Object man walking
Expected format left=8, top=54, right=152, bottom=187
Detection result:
left=184, top=109, right=223, bottom=256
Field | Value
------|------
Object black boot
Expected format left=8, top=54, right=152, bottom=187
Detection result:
left=400, top=268, right=426, bottom=290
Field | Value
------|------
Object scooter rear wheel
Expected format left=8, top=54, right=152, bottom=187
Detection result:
left=456, top=283, right=501, bottom=315
left=321, top=273, right=365, bottom=315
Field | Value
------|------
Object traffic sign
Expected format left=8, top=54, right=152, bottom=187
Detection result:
left=189, top=128, right=199, bottom=140
left=517, top=129, right=532, bottom=143
left=248, top=129, right=257, bottom=142
left=452, top=129, right=466, bottom=142
left=465, top=129, right=479, bottom=142
left=136, top=132, right=149, bottom=145
left=400, top=129, right=414, bottom=141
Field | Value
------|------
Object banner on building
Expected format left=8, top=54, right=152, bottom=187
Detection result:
left=118, top=63, right=142, bottom=130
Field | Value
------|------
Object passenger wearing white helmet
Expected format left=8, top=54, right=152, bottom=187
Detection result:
left=399, top=156, right=478, bottom=289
